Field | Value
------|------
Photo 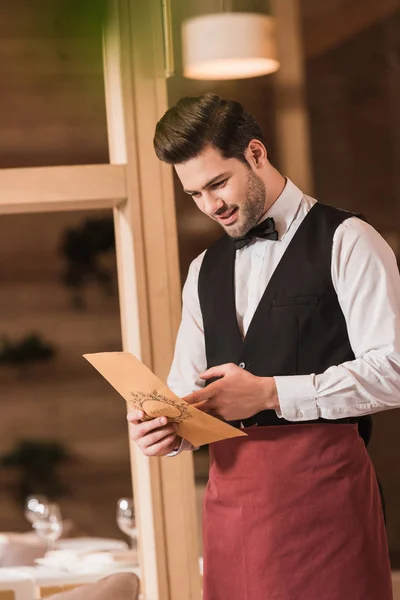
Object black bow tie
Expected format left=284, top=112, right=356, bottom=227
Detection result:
left=232, top=217, right=278, bottom=250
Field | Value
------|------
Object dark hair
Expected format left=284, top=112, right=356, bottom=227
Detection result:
left=153, top=93, right=266, bottom=165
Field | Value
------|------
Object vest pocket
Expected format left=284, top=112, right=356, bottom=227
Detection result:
left=272, top=295, right=319, bottom=307
left=271, top=298, right=319, bottom=375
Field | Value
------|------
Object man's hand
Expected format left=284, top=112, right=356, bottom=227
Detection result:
left=127, top=411, right=180, bottom=457
left=183, top=363, right=280, bottom=421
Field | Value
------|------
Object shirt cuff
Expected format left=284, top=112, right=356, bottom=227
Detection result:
left=274, top=374, right=319, bottom=421
left=166, top=437, right=198, bottom=457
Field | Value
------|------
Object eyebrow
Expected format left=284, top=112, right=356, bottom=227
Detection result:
left=183, top=171, right=230, bottom=195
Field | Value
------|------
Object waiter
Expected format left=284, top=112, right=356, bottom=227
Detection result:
left=128, top=93, right=400, bottom=599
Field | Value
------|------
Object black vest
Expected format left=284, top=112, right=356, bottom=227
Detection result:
left=198, top=202, right=372, bottom=442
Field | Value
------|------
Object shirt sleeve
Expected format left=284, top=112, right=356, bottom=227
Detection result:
left=166, top=253, right=207, bottom=455
left=275, top=216, right=400, bottom=421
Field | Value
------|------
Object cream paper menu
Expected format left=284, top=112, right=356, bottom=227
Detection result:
left=83, top=352, right=247, bottom=447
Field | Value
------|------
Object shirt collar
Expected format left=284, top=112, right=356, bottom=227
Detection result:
left=263, top=178, right=304, bottom=241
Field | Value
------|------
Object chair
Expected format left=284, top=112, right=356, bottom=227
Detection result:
left=0, top=536, right=47, bottom=567
left=39, top=584, right=87, bottom=598
left=0, top=570, right=36, bottom=600
left=43, top=573, right=140, bottom=599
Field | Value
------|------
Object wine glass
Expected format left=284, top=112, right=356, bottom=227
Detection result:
left=33, top=502, right=63, bottom=551
left=24, top=494, right=49, bottom=525
left=116, top=498, right=138, bottom=550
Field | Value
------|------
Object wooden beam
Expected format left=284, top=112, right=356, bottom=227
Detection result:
left=0, top=164, right=126, bottom=214
left=103, top=2, right=201, bottom=600
left=302, top=0, right=399, bottom=59
left=271, top=0, right=314, bottom=194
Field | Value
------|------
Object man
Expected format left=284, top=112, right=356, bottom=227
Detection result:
left=128, top=93, right=400, bottom=599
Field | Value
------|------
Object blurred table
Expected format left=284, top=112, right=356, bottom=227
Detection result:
left=11, top=564, right=140, bottom=586
left=0, top=538, right=203, bottom=599
left=0, top=536, right=138, bottom=597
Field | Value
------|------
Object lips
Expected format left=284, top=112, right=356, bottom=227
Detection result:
left=217, top=207, right=238, bottom=225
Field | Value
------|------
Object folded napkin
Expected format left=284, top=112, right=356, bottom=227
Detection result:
left=45, top=572, right=140, bottom=600
left=57, top=537, right=128, bottom=554
left=37, top=549, right=139, bottom=573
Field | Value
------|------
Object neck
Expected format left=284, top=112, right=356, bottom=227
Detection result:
left=263, top=165, right=286, bottom=212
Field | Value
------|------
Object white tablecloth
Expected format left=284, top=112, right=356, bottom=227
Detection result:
left=7, top=564, right=140, bottom=586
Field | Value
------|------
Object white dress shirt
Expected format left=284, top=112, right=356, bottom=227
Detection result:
left=167, top=179, right=400, bottom=448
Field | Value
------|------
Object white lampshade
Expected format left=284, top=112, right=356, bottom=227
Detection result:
left=182, top=13, right=280, bottom=80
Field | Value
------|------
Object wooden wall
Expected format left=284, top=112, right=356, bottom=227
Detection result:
left=0, top=1, right=125, bottom=539
left=1, top=0, right=400, bottom=564
left=301, top=3, right=400, bottom=565
left=0, top=0, right=109, bottom=168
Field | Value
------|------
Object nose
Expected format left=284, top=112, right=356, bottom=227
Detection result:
left=203, top=193, right=224, bottom=217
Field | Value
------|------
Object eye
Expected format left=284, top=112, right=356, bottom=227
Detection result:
left=211, top=178, right=228, bottom=190
left=191, top=192, right=201, bottom=199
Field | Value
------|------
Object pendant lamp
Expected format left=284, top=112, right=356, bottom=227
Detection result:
left=182, top=12, right=280, bottom=80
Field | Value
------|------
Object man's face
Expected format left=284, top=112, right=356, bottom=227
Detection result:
left=175, top=145, right=267, bottom=238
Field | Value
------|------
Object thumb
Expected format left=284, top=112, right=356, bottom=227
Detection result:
left=182, top=391, right=202, bottom=405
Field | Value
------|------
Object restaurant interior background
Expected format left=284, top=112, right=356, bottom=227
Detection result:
left=1, top=0, right=400, bottom=567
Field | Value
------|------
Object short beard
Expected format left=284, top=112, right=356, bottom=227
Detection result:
left=225, top=169, right=267, bottom=238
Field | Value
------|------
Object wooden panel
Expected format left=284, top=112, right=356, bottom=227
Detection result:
left=0, top=0, right=79, bottom=36
left=0, top=39, right=103, bottom=75
left=103, top=1, right=201, bottom=599
left=0, top=164, right=126, bottom=214
left=302, top=0, right=400, bottom=58
left=103, top=4, right=170, bottom=600
left=0, top=0, right=109, bottom=169
left=271, top=0, right=314, bottom=194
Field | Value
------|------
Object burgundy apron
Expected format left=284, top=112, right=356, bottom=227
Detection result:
left=202, top=424, right=392, bottom=600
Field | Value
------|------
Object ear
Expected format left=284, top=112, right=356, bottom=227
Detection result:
left=246, top=139, right=267, bottom=168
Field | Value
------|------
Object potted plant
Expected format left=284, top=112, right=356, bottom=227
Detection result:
left=0, top=440, right=71, bottom=506
left=0, top=333, right=56, bottom=374
left=59, top=216, right=116, bottom=309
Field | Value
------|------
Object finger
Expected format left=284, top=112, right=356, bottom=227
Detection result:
left=127, top=410, right=145, bottom=425
left=129, top=416, right=174, bottom=441
left=183, top=384, right=217, bottom=405
left=199, top=363, right=235, bottom=380
left=145, top=433, right=179, bottom=457
left=192, top=401, right=223, bottom=419
left=184, top=390, right=213, bottom=405
left=136, top=422, right=178, bottom=448
left=183, top=392, right=201, bottom=405
left=192, top=399, right=212, bottom=413
left=195, top=402, right=221, bottom=418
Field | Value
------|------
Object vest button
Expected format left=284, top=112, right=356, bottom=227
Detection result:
left=239, top=362, right=246, bottom=369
